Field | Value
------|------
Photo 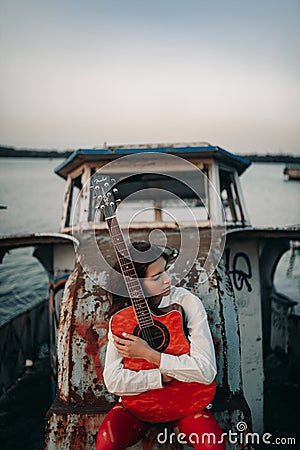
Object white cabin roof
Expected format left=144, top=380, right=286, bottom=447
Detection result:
left=55, top=142, right=250, bottom=180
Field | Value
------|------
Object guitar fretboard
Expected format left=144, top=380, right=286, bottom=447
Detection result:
left=107, top=216, right=154, bottom=328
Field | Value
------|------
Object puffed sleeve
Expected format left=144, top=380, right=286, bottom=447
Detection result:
left=159, top=289, right=217, bottom=384
left=103, top=325, right=163, bottom=396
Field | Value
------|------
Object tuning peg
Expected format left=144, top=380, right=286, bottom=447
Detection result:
left=116, top=198, right=121, bottom=203
left=113, top=188, right=118, bottom=193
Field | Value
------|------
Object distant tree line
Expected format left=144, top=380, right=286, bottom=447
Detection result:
left=238, top=153, right=300, bottom=163
left=0, top=146, right=71, bottom=158
left=0, top=145, right=299, bottom=163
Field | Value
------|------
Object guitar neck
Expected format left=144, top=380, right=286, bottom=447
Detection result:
left=106, top=216, right=154, bottom=328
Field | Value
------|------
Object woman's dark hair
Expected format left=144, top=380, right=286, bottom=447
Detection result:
left=105, top=241, right=173, bottom=320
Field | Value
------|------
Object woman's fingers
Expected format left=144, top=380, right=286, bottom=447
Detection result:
left=112, top=333, right=149, bottom=358
left=112, top=333, right=137, bottom=345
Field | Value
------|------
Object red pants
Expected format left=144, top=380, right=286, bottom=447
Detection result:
left=96, top=404, right=226, bottom=450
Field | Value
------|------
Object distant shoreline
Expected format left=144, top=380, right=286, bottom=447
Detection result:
left=0, top=147, right=71, bottom=159
left=0, top=146, right=299, bottom=163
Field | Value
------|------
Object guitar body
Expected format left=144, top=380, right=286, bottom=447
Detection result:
left=111, top=304, right=216, bottom=423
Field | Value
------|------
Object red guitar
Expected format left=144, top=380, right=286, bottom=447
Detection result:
left=91, top=175, right=215, bottom=422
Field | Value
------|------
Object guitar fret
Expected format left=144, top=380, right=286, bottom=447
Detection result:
left=120, top=267, right=136, bottom=276
left=128, top=291, right=144, bottom=298
left=126, top=283, right=142, bottom=289
left=126, top=282, right=141, bottom=288
left=118, top=253, right=131, bottom=260
left=125, top=280, right=141, bottom=288
left=129, top=292, right=144, bottom=299
left=126, top=279, right=141, bottom=287
left=136, top=313, right=150, bottom=318
left=132, top=304, right=149, bottom=312
left=136, top=313, right=152, bottom=320
left=138, top=320, right=153, bottom=327
left=136, top=317, right=153, bottom=325
left=123, top=269, right=136, bottom=276
left=125, top=279, right=141, bottom=286
left=114, top=238, right=127, bottom=247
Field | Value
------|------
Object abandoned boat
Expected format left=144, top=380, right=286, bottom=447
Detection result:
left=0, top=142, right=299, bottom=449
left=283, top=164, right=300, bottom=180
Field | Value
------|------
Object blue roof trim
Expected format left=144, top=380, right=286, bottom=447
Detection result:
left=215, top=146, right=251, bottom=167
left=54, top=145, right=251, bottom=175
left=54, top=150, right=79, bottom=174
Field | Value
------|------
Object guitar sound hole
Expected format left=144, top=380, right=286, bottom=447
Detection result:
left=133, top=320, right=170, bottom=352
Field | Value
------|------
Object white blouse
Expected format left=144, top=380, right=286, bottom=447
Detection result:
left=103, top=286, right=217, bottom=397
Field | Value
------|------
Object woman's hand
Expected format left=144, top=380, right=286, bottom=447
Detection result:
left=162, top=373, right=173, bottom=384
left=112, top=333, right=150, bottom=359
left=112, top=332, right=161, bottom=366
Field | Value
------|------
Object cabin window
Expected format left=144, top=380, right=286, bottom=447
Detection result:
left=89, top=171, right=209, bottom=224
left=64, top=173, right=82, bottom=228
left=219, top=168, right=245, bottom=224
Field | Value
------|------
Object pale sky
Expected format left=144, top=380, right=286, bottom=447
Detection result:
left=0, top=0, right=299, bottom=154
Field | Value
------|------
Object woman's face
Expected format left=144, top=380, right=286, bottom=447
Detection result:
left=142, top=256, right=171, bottom=300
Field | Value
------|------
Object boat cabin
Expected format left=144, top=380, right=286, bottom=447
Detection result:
left=55, top=142, right=251, bottom=232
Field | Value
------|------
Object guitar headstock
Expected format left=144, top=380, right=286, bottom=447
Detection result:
left=90, top=174, right=120, bottom=219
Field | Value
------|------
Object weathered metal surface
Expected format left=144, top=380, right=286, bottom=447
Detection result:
left=56, top=254, right=113, bottom=407
left=225, top=228, right=300, bottom=434
left=45, top=404, right=106, bottom=450
left=224, top=236, right=264, bottom=434
left=270, top=291, right=297, bottom=353
left=0, top=232, right=76, bottom=264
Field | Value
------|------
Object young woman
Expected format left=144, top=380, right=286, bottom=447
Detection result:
left=96, top=241, right=225, bottom=450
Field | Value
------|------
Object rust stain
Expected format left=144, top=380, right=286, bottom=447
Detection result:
left=75, top=320, right=109, bottom=383
left=70, top=425, right=87, bottom=449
